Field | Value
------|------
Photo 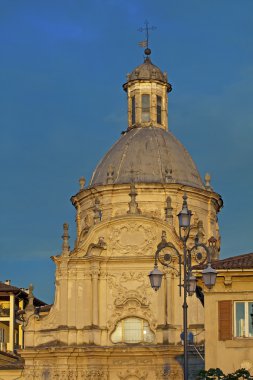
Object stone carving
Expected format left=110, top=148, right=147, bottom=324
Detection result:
left=108, top=272, right=151, bottom=306
left=23, top=368, right=34, bottom=380
left=113, top=359, right=152, bottom=366
left=25, top=283, right=35, bottom=316
left=107, top=271, right=157, bottom=334
left=118, top=369, right=148, bottom=380
left=87, top=237, right=107, bottom=257
left=79, top=176, right=86, bottom=190
left=208, top=236, right=219, bottom=260
left=204, top=172, right=213, bottom=191
left=164, top=168, right=173, bottom=183
left=127, top=182, right=141, bottom=214
left=93, top=198, right=102, bottom=224
left=155, top=366, right=181, bottom=380
left=189, top=217, right=205, bottom=245
left=107, top=164, right=114, bottom=184
left=196, top=220, right=205, bottom=243
left=81, top=369, right=108, bottom=379
left=108, top=223, right=156, bottom=256
left=215, top=216, right=221, bottom=256
left=165, top=196, right=173, bottom=225
left=24, top=368, right=107, bottom=380
left=62, top=223, right=70, bottom=256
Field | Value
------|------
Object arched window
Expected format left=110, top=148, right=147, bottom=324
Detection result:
left=142, top=94, right=150, bottom=122
left=111, top=317, right=155, bottom=344
left=157, top=95, right=162, bottom=124
left=131, top=96, right=136, bottom=125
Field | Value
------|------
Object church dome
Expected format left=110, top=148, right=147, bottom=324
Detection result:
left=90, top=127, right=204, bottom=189
left=126, top=56, right=168, bottom=84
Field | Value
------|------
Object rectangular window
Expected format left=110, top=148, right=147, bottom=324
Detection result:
left=234, top=301, right=253, bottom=337
left=131, top=96, right=136, bottom=125
left=142, top=94, right=150, bottom=122
left=0, top=328, right=5, bottom=343
left=157, top=95, right=162, bottom=124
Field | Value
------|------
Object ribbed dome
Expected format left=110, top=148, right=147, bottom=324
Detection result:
left=90, top=127, right=204, bottom=189
left=127, top=57, right=168, bottom=83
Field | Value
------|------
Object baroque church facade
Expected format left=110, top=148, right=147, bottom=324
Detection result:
left=20, top=49, right=223, bottom=379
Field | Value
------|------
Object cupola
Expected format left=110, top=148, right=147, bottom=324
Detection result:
left=123, top=48, right=172, bottom=131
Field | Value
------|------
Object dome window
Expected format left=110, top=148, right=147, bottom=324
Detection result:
left=141, top=94, right=150, bottom=122
left=131, top=96, right=136, bottom=125
left=111, top=317, right=155, bottom=344
left=157, top=96, right=162, bottom=124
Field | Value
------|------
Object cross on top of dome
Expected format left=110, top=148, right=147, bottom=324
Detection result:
left=138, top=20, right=156, bottom=58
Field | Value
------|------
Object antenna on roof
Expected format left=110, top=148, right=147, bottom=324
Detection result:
left=138, top=20, right=156, bottom=57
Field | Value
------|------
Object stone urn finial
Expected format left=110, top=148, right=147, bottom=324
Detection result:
left=127, top=181, right=141, bottom=214
left=25, top=283, right=35, bottom=315
left=205, top=173, right=213, bottom=191
left=62, top=223, right=70, bottom=256
left=79, top=176, right=86, bottom=190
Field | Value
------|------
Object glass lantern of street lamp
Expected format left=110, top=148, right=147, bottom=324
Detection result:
left=177, top=195, right=192, bottom=229
left=149, top=266, right=163, bottom=291
left=202, top=263, right=217, bottom=289
left=188, top=274, right=197, bottom=296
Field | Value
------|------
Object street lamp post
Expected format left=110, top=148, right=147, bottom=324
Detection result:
left=149, top=194, right=217, bottom=380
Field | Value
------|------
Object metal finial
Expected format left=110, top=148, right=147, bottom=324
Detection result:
left=138, top=20, right=156, bottom=56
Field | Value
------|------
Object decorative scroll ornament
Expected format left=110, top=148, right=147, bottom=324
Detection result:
left=108, top=222, right=156, bottom=256
left=87, top=236, right=107, bottom=257
left=107, top=271, right=156, bottom=334
left=118, top=368, right=148, bottom=380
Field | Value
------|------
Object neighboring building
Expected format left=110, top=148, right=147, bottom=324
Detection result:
left=0, top=352, right=24, bottom=380
left=202, top=253, right=253, bottom=375
left=19, top=49, right=224, bottom=379
left=0, top=281, right=47, bottom=379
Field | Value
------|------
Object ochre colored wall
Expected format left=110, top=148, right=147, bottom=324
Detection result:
left=204, top=271, right=253, bottom=375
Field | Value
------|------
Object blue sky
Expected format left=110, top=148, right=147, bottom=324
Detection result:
left=0, top=0, right=253, bottom=303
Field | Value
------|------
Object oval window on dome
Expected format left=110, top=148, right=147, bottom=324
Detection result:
left=111, top=317, right=155, bottom=344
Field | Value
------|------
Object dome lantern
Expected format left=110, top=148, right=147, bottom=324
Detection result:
left=123, top=53, right=172, bottom=132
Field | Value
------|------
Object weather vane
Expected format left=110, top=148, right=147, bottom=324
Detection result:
left=138, top=20, right=157, bottom=54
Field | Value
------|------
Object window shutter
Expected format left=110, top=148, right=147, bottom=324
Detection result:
left=218, top=300, right=232, bottom=341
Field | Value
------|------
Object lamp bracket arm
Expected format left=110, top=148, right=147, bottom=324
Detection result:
left=188, top=242, right=211, bottom=264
